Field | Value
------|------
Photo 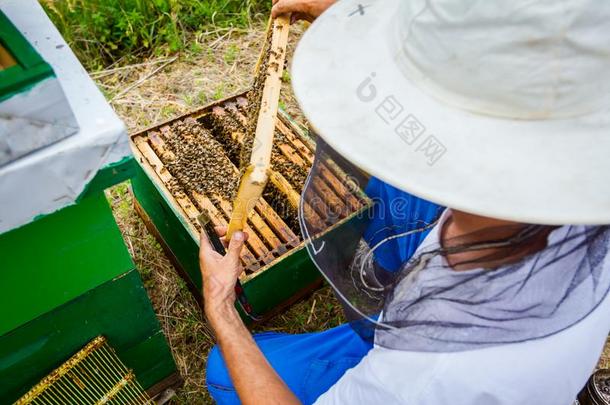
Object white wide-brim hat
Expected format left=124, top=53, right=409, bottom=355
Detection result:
left=291, top=0, right=610, bottom=225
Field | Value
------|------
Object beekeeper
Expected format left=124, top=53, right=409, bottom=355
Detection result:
left=199, top=0, right=610, bottom=404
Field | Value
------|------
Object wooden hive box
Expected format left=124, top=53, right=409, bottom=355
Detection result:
left=130, top=91, right=371, bottom=321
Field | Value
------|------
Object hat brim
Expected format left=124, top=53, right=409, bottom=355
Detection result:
left=291, top=0, right=610, bottom=225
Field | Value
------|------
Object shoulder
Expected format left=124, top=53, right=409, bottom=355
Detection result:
left=317, top=294, right=610, bottom=405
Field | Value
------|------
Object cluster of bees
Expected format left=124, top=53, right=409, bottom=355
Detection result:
left=164, top=118, right=238, bottom=202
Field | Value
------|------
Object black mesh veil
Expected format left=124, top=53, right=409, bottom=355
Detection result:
left=299, top=138, right=610, bottom=352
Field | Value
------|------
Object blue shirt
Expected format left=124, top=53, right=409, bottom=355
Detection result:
left=363, top=177, right=443, bottom=272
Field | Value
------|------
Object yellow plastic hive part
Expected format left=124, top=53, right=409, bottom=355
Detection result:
left=14, top=336, right=153, bottom=405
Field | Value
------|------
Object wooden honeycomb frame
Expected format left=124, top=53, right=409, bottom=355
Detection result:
left=130, top=91, right=370, bottom=284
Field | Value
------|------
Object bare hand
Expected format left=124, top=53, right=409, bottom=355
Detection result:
left=199, top=226, right=249, bottom=321
left=271, top=0, right=337, bottom=23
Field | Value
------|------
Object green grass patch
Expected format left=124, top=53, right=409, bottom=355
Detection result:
left=42, top=0, right=270, bottom=71
left=223, top=43, right=239, bottom=64
left=212, top=83, right=226, bottom=100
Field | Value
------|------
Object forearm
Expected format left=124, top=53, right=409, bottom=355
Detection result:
left=209, top=304, right=301, bottom=405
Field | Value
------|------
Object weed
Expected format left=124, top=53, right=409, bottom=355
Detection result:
left=42, top=0, right=270, bottom=71
left=206, top=46, right=216, bottom=63
left=97, top=86, right=114, bottom=100
left=281, top=70, right=291, bottom=83
left=223, top=43, right=239, bottom=65
left=161, top=104, right=177, bottom=118
left=183, top=94, right=195, bottom=107
left=189, top=41, right=203, bottom=55
left=197, top=90, right=208, bottom=104
left=212, top=83, right=225, bottom=100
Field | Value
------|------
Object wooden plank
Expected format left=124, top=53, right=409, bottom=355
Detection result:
left=223, top=99, right=328, bottom=215
left=253, top=17, right=274, bottom=76
left=211, top=107, right=302, bottom=208
left=229, top=166, right=300, bottom=247
left=227, top=14, right=291, bottom=239
left=271, top=132, right=352, bottom=222
left=211, top=107, right=245, bottom=142
left=269, top=170, right=300, bottom=208
left=275, top=118, right=314, bottom=164
left=276, top=138, right=307, bottom=167
left=278, top=118, right=365, bottom=211
left=224, top=104, right=359, bottom=216
left=275, top=125, right=362, bottom=212
left=129, top=89, right=250, bottom=142
left=151, top=112, right=352, bottom=243
left=301, top=198, right=327, bottom=231
left=253, top=199, right=298, bottom=247
left=278, top=112, right=316, bottom=154
left=138, top=79, right=356, bottom=260
left=303, top=188, right=334, bottom=227
left=311, top=176, right=351, bottom=220
left=275, top=117, right=362, bottom=210
left=225, top=103, right=248, bottom=127
left=245, top=207, right=283, bottom=251
left=230, top=113, right=338, bottom=227
left=225, top=157, right=299, bottom=249
left=317, top=164, right=363, bottom=211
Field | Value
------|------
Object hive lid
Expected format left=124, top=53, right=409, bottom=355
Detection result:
left=0, top=10, right=79, bottom=167
left=0, top=0, right=131, bottom=235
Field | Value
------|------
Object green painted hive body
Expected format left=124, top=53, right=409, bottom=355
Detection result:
left=0, top=164, right=177, bottom=403
left=130, top=92, right=372, bottom=321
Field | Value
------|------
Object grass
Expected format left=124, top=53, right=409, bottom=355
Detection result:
left=223, top=44, right=239, bottom=64
left=42, top=0, right=271, bottom=70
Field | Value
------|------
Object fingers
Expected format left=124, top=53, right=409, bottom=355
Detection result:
left=292, top=12, right=313, bottom=23
left=213, top=226, right=231, bottom=248
left=271, top=0, right=306, bottom=18
left=214, top=225, right=227, bottom=237
left=226, top=231, right=248, bottom=258
left=199, top=230, right=213, bottom=256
